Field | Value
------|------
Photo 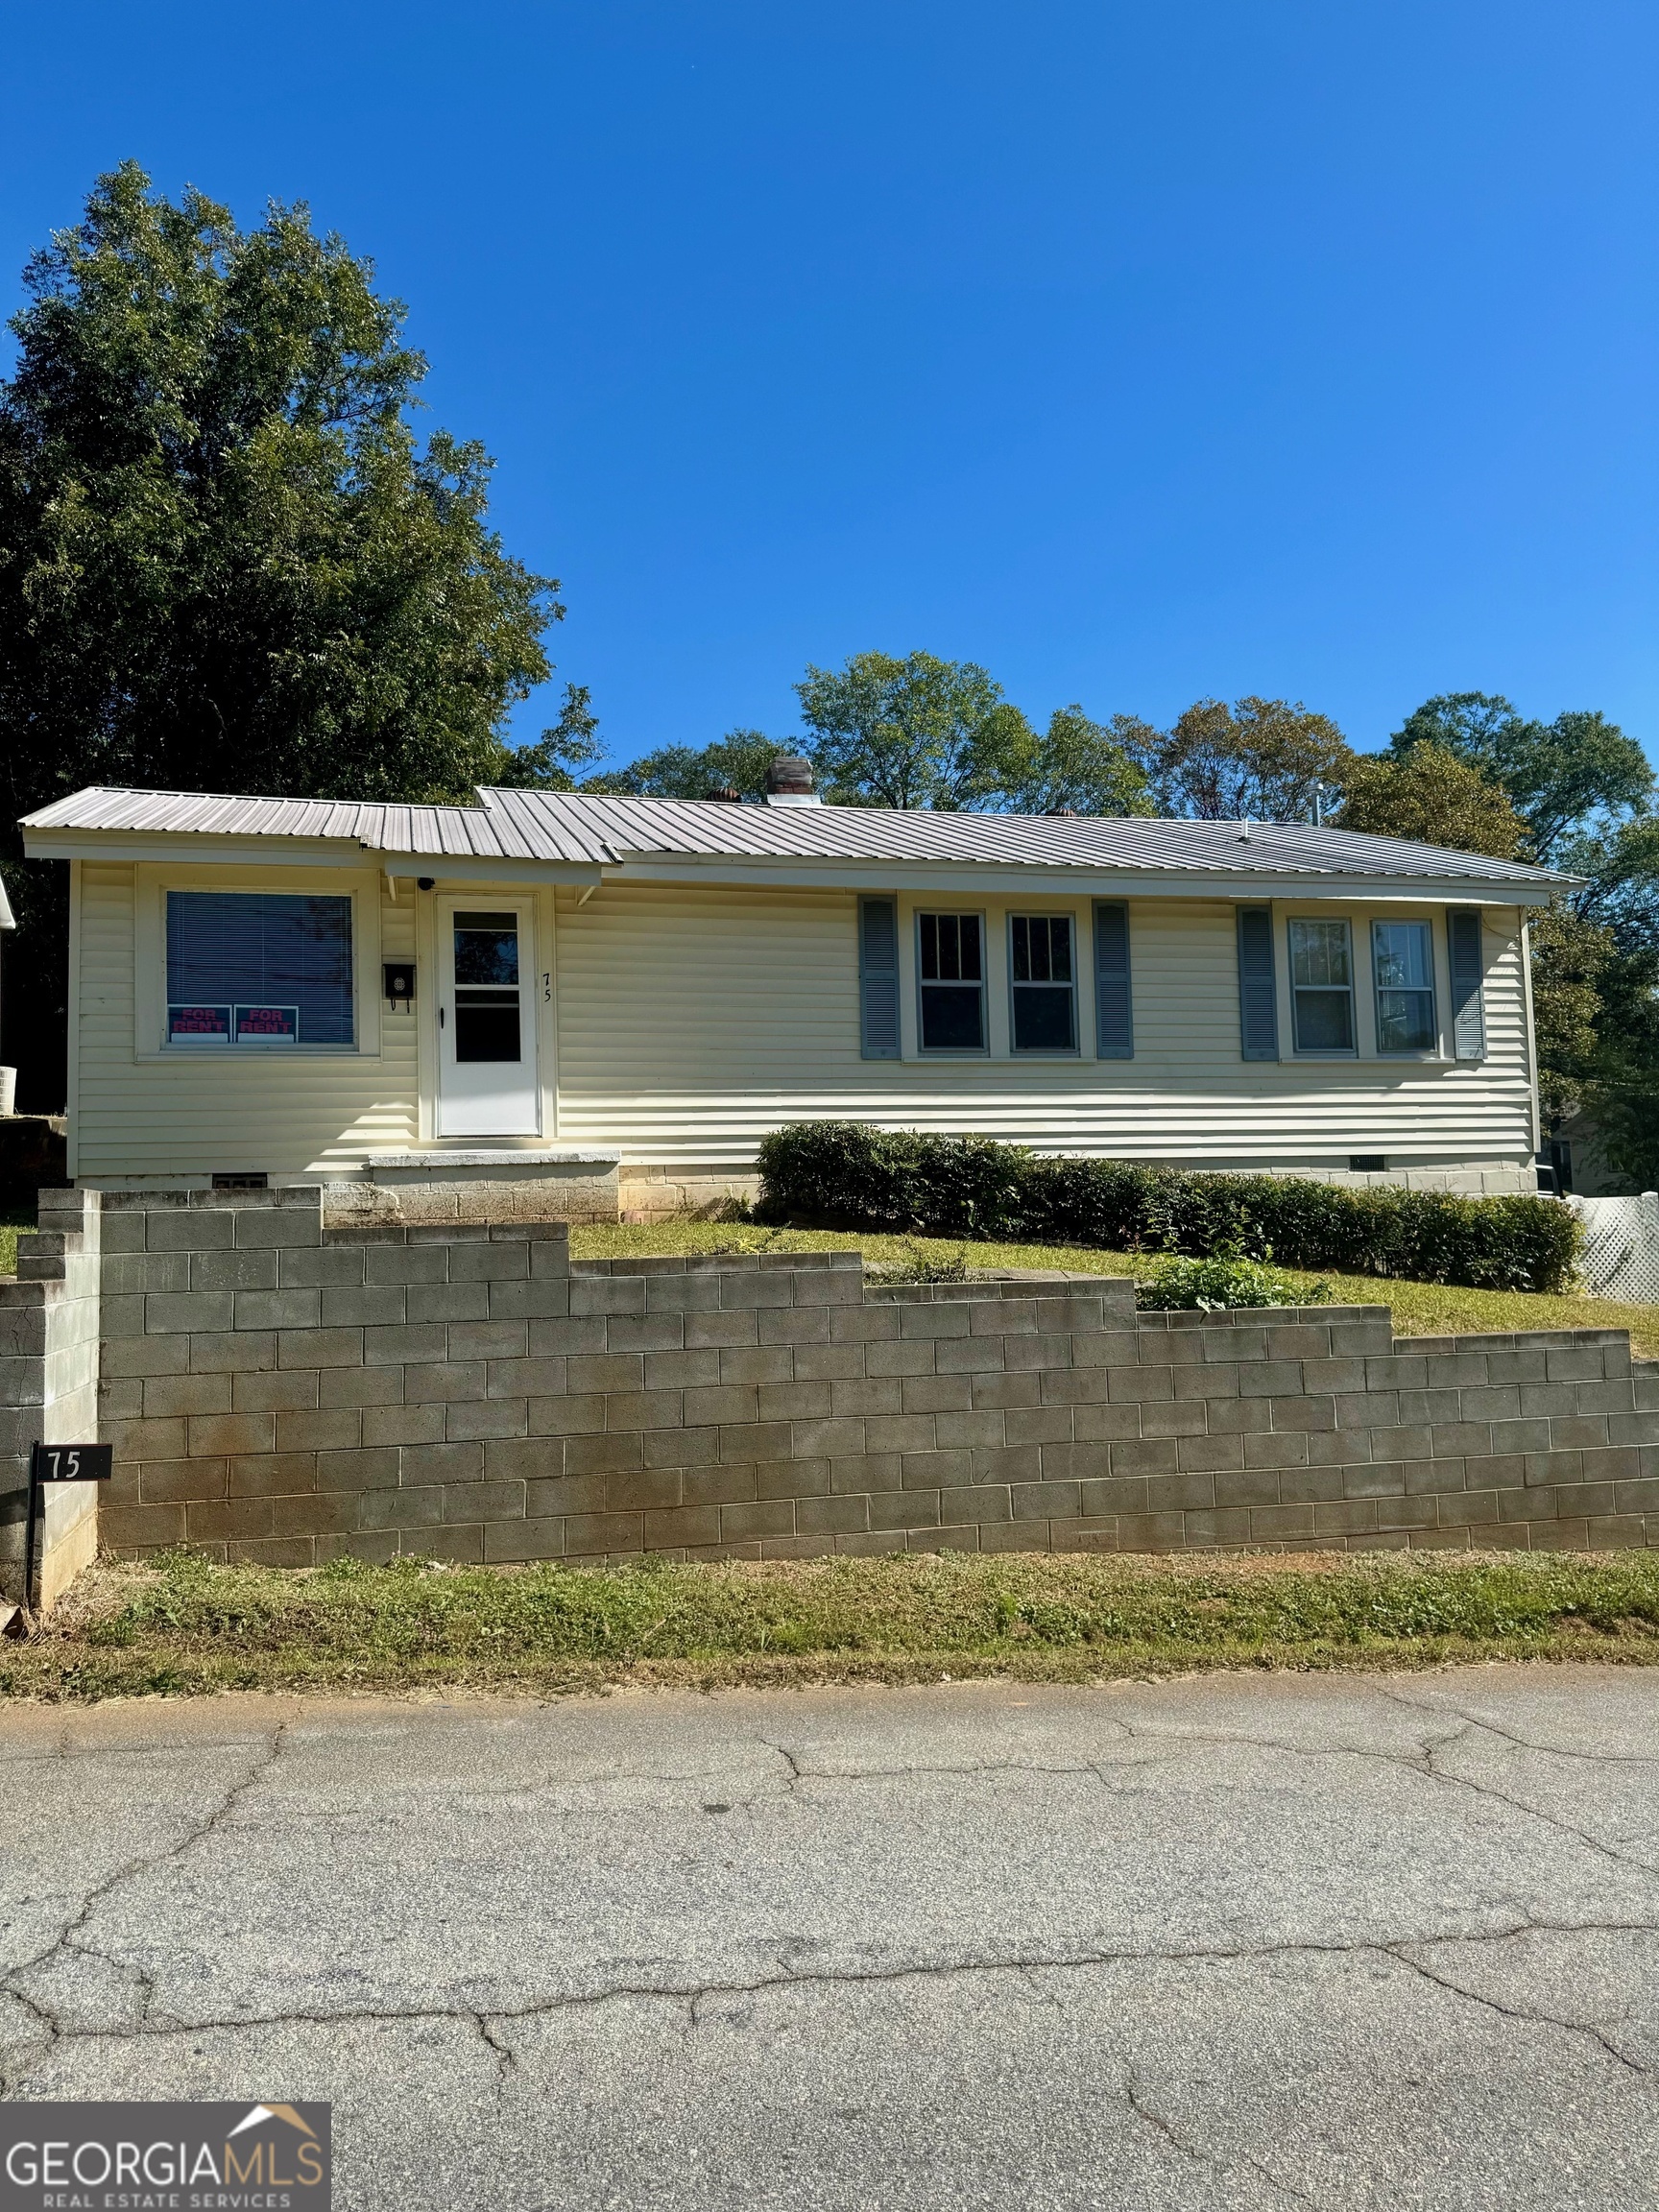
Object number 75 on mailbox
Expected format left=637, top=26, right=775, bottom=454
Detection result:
left=28, top=1443, right=113, bottom=1482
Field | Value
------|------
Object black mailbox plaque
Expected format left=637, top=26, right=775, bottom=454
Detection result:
left=30, top=1443, right=112, bottom=1484
left=23, top=1443, right=112, bottom=1614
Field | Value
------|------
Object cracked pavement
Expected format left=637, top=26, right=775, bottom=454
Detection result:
left=2, top=1669, right=1658, bottom=2207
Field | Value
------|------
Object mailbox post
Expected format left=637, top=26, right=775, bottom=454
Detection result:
left=23, top=1442, right=112, bottom=1613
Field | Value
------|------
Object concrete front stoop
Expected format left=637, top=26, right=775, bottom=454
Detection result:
left=326, top=1149, right=622, bottom=1227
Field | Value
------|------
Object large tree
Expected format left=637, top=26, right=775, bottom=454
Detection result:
left=793, top=650, right=1033, bottom=810
left=1336, top=743, right=1527, bottom=860
left=0, top=164, right=565, bottom=1105
left=987, top=706, right=1153, bottom=817
left=580, top=729, right=790, bottom=802
left=1138, top=697, right=1354, bottom=822
left=1389, top=692, right=1652, bottom=861
left=1351, top=690, right=1659, bottom=1188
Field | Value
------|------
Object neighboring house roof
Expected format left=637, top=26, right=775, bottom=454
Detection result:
left=20, top=784, right=1572, bottom=895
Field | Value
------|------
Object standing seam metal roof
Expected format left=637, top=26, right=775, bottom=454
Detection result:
left=20, top=784, right=1570, bottom=885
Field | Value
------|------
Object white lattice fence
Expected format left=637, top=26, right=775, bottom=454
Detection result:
left=1569, top=1193, right=1659, bottom=1303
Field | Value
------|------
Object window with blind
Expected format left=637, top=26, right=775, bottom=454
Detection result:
left=1287, top=918, right=1355, bottom=1053
left=917, top=912, right=986, bottom=1051
left=165, top=892, right=354, bottom=1048
left=1372, top=920, right=1436, bottom=1052
left=1009, top=915, right=1077, bottom=1052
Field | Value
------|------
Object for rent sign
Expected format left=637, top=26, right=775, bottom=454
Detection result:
left=0, top=2104, right=330, bottom=2211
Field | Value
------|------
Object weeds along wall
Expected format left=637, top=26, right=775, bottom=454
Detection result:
left=84, top=1187, right=1659, bottom=1570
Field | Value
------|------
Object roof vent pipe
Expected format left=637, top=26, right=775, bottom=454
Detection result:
left=764, top=756, right=822, bottom=807
left=706, top=785, right=743, bottom=804
left=1238, top=816, right=1252, bottom=842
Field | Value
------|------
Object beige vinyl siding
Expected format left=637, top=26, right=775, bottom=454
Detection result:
left=68, top=866, right=1535, bottom=1179
left=75, top=862, right=419, bottom=1178
left=553, top=883, right=1535, bottom=1167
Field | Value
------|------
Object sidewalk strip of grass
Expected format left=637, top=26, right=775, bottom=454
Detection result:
left=8, top=1550, right=1659, bottom=1700
left=572, top=1222, right=1659, bottom=1358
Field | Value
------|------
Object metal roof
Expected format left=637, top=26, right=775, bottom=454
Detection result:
left=20, top=783, right=1569, bottom=887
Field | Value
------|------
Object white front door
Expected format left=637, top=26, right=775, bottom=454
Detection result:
left=437, top=901, right=540, bottom=1137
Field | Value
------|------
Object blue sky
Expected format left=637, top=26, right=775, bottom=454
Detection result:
left=3, top=2, right=1654, bottom=770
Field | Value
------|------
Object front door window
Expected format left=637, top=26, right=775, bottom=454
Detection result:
left=437, top=903, right=539, bottom=1136
left=453, top=912, right=522, bottom=1062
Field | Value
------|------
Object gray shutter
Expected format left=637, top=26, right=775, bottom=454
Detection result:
left=1237, top=907, right=1279, bottom=1061
left=1094, top=902, right=1133, bottom=1058
left=859, top=897, right=901, bottom=1058
left=1448, top=907, right=1486, bottom=1061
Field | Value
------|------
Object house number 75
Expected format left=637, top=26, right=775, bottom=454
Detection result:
left=543, top=973, right=551, bottom=1003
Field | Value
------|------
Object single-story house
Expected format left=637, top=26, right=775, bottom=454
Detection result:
left=21, top=766, right=1570, bottom=1219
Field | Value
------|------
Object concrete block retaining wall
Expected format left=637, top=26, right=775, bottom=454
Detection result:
left=84, top=1186, right=1659, bottom=1568
left=0, top=1189, right=104, bottom=1607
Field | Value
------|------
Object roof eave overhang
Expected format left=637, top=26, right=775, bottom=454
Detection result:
left=590, top=852, right=1567, bottom=904
left=19, top=828, right=1569, bottom=905
left=21, top=829, right=604, bottom=885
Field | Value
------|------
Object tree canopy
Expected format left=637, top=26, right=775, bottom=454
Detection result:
left=793, top=650, right=1033, bottom=811
left=992, top=705, right=1152, bottom=816
left=558, top=655, right=1152, bottom=815
left=0, top=163, right=566, bottom=1103
left=1335, top=743, right=1527, bottom=860
left=580, top=729, right=789, bottom=802
left=1135, top=697, right=1354, bottom=822
left=1346, top=689, right=1659, bottom=1189
left=1389, top=693, right=1652, bottom=861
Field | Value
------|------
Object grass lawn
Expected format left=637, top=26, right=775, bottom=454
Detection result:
left=574, top=1219, right=1659, bottom=1357
left=4, top=1209, right=1648, bottom=1351
left=9, top=1548, right=1659, bottom=1700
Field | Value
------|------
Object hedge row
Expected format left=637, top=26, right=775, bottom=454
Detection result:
left=753, top=1122, right=1582, bottom=1294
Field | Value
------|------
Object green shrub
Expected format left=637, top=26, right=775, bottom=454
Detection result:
left=753, top=1122, right=1581, bottom=1294
left=1135, top=1245, right=1331, bottom=1310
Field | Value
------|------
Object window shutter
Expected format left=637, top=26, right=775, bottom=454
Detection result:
left=1448, top=907, right=1486, bottom=1061
left=859, top=897, right=901, bottom=1058
left=1237, top=907, right=1279, bottom=1061
left=1093, top=902, right=1133, bottom=1058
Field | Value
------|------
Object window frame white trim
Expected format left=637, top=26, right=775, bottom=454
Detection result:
left=1006, top=910, right=1081, bottom=1057
left=914, top=906, right=991, bottom=1057
left=1370, top=916, right=1439, bottom=1058
left=435, top=891, right=542, bottom=1138
left=134, top=862, right=382, bottom=1062
left=1286, top=913, right=1358, bottom=1058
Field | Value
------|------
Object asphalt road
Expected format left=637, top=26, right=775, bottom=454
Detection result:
left=2, top=1667, right=1658, bottom=2209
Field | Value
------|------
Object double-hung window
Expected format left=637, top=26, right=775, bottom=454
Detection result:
left=1288, top=919, right=1355, bottom=1053
left=165, top=891, right=354, bottom=1048
left=1372, top=921, right=1436, bottom=1052
left=1009, top=915, right=1077, bottom=1051
left=917, top=912, right=986, bottom=1051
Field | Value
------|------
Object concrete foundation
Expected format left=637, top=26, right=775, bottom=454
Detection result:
left=621, top=1165, right=760, bottom=1222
